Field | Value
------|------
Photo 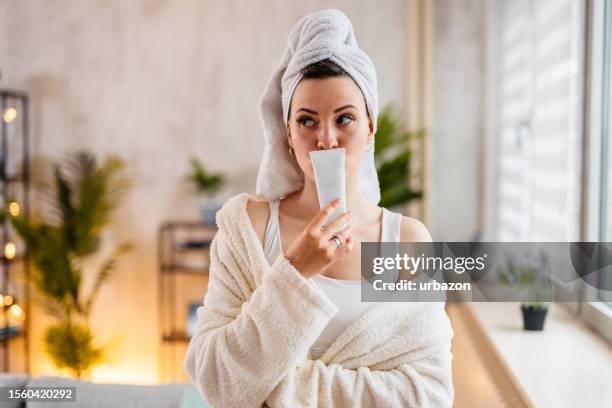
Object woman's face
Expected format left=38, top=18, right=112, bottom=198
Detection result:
left=287, top=76, right=373, bottom=182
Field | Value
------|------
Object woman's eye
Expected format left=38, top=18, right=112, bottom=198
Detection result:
left=337, top=114, right=353, bottom=125
left=298, top=117, right=315, bottom=127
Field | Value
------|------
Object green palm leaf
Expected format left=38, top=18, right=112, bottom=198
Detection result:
left=374, top=105, right=424, bottom=209
left=9, top=150, right=132, bottom=377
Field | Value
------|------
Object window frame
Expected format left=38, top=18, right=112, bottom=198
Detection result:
left=580, top=0, right=612, bottom=343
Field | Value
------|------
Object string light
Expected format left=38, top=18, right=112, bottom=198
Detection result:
left=9, top=304, right=22, bottom=317
left=1, top=104, right=25, bottom=328
left=4, top=242, right=16, bottom=260
left=2, top=107, right=17, bottom=123
left=8, top=201, right=20, bottom=217
left=8, top=304, right=24, bottom=322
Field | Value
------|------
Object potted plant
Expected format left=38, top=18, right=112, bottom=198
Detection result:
left=9, top=151, right=132, bottom=379
left=185, top=157, right=226, bottom=224
left=496, top=253, right=551, bottom=331
left=374, top=104, right=424, bottom=210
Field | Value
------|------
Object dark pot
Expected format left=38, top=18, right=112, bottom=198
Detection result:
left=521, top=304, right=548, bottom=331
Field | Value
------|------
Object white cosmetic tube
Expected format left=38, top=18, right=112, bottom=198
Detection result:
left=309, top=148, right=347, bottom=226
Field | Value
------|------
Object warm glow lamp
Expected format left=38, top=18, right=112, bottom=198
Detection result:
left=8, top=201, right=20, bottom=216
left=3, top=241, right=16, bottom=259
left=2, top=107, right=17, bottom=123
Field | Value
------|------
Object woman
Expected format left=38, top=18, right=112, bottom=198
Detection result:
left=184, top=9, right=454, bottom=407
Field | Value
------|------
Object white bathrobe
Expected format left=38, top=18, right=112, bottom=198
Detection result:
left=182, top=192, right=455, bottom=407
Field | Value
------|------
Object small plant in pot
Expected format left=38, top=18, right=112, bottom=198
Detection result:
left=186, top=157, right=226, bottom=225
left=496, top=253, right=552, bottom=331
left=519, top=302, right=549, bottom=331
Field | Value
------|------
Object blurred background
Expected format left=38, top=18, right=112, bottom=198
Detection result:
left=0, top=1, right=610, bottom=407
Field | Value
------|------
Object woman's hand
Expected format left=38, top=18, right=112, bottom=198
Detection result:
left=284, top=198, right=355, bottom=278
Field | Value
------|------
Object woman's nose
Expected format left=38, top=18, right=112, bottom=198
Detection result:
left=316, top=127, right=339, bottom=149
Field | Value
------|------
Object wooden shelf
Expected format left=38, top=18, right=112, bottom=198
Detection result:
left=158, top=220, right=217, bottom=382
left=0, top=254, right=26, bottom=263
left=161, top=265, right=209, bottom=275
left=160, top=221, right=217, bottom=230
left=0, top=89, right=28, bottom=98
left=173, top=240, right=212, bottom=251
left=162, top=331, right=191, bottom=343
left=0, top=173, right=26, bottom=183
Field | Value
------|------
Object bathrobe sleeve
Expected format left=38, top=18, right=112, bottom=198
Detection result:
left=182, top=230, right=339, bottom=408
left=266, top=346, right=454, bottom=407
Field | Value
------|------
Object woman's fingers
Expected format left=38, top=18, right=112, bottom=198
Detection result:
left=286, top=199, right=356, bottom=278
left=338, top=235, right=354, bottom=255
left=322, top=210, right=353, bottom=241
left=308, top=198, right=341, bottom=233
left=331, top=224, right=354, bottom=252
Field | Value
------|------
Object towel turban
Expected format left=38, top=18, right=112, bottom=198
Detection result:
left=255, top=8, right=381, bottom=205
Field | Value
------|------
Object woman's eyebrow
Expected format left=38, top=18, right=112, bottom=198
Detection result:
left=296, top=107, right=318, bottom=115
left=334, top=104, right=357, bottom=113
left=296, top=104, right=357, bottom=115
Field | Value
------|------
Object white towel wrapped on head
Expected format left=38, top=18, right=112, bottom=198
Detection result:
left=256, top=8, right=381, bottom=205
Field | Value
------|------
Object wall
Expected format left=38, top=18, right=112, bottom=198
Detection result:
left=0, top=0, right=407, bottom=382
left=429, top=0, right=485, bottom=241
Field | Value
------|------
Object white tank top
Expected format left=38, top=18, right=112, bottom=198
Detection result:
left=263, top=199, right=402, bottom=359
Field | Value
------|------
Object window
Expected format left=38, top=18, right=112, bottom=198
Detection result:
left=486, top=0, right=612, bottom=341
left=492, top=0, right=585, bottom=242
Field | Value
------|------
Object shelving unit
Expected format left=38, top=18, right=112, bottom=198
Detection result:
left=158, top=221, right=216, bottom=382
left=0, top=81, right=31, bottom=373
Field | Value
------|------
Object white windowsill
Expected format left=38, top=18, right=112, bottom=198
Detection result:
left=467, top=302, right=612, bottom=408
